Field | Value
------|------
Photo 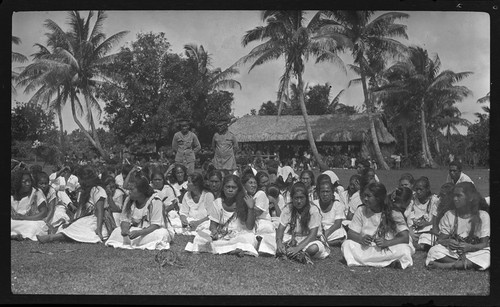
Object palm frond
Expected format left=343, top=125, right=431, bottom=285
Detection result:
left=12, top=52, right=28, bottom=63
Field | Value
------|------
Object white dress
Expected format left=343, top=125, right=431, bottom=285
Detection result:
left=56, top=186, right=109, bottom=243
left=45, top=186, right=70, bottom=228
left=341, top=206, right=414, bottom=269
left=313, top=199, right=347, bottom=242
left=405, top=194, right=439, bottom=246
left=11, top=188, right=49, bottom=241
left=338, top=190, right=362, bottom=228
left=177, top=190, right=213, bottom=235
left=158, top=184, right=183, bottom=233
left=184, top=198, right=258, bottom=256
left=426, top=210, right=490, bottom=270
left=105, top=194, right=174, bottom=250
left=265, top=204, right=329, bottom=259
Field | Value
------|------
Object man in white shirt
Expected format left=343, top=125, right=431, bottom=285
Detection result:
left=446, top=161, right=474, bottom=185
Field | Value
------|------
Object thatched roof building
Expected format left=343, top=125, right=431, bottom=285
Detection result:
left=228, top=113, right=396, bottom=158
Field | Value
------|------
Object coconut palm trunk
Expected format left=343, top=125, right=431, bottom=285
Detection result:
left=402, top=124, right=408, bottom=157
left=297, top=75, right=328, bottom=171
left=71, top=95, right=107, bottom=158
left=360, top=67, right=390, bottom=170
left=420, top=99, right=437, bottom=168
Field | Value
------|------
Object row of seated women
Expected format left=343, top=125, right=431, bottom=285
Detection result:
left=11, top=164, right=490, bottom=271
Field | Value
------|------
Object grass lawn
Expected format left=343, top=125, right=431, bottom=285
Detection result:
left=9, top=167, right=490, bottom=299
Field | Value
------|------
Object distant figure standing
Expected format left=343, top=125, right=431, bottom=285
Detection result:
left=212, top=118, right=238, bottom=172
left=172, top=118, right=201, bottom=175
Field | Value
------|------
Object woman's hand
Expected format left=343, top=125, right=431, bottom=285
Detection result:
left=276, top=241, right=286, bottom=255
left=448, top=239, right=461, bottom=250
left=286, top=246, right=302, bottom=257
left=361, top=234, right=373, bottom=246
left=374, top=237, right=389, bottom=249
left=128, top=230, right=143, bottom=240
left=95, top=229, right=104, bottom=241
left=244, top=195, right=255, bottom=209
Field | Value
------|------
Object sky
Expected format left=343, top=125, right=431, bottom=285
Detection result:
left=11, top=10, right=490, bottom=135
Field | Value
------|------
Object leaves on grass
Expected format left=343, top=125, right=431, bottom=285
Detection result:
left=155, top=249, right=185, bottom=268
left=30, top=250, right=54, bottom=255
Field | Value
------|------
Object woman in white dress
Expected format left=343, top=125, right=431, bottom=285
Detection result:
left=426, top=182, right=490, bottom=270
left=11, top=170, right=49, bottom=241
left=185, top=174, right=258, bottom=256
left=313, top=182, right=347, bottom=246
left=243, top=172, right=274, bottom=255
left=150, top=170, right=181, bottom=233
left=37, top=167, right=108, bottom=244
left=35, top=171, right=70, bottom=231
left=168, top=164, right=189, bottom=203
left=405, top=177, right=440, bottom=251
left=178, top=172, right=213, bottom=235
left=337, top=174, right=362, bottom=229
left=275, top=182, right=330, bottom=260
left=105, top=177, right=174, bottom=250
left=103, top=175, right=126, bottom=228
left=341, top=182, right=414, bottom=269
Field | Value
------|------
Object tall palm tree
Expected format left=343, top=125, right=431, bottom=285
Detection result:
left=315, top=10, right=409, bottom=170
left=18, top=11, right=128, bottom=158
left=12, top=36, right=28, bottom=94
left=237, top=10, right=348, bottom=171
left=376, top=46, right=472, bottom=168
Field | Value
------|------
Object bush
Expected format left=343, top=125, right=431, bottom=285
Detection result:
left=11, top=140, right=35, bottom=160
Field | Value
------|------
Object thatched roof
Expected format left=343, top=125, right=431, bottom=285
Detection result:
left=228, top=114, right=396, bottom=144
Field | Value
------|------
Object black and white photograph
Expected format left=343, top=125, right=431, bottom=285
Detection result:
left=6, top=0, right=496, bottom=304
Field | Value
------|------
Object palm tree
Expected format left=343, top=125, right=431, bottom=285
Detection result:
left=237, top=10, right=348, bottom=171
left=315, top=10, right=409, bottom=170
left=17, top=11, right=128, bottom=158
left=11, top=36, right=28, bottom=94
left=376, top=46, right=472, bottom=168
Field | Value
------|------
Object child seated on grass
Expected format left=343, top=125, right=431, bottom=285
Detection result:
left=313, top=181, right=346, bottom=246
left=341, top=182, right=414, bottom=269
left=426, top=182, right=489, bottom=270
left=275, top=182, right=330, bottom=262
left=184, top=175, right=258, bottom=257
left=338, top=174, right=362, bottom=230
left=405, top=177, right=439, bottom=251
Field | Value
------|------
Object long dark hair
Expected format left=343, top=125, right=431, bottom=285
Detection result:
left=453, top=182, right=485, bottom=241
left=221, top=175, right=248, bottom=223
left=364, top=182, right=398, bottom=238
left=435, top=182, right=455, bottom=225
left=77, top=167, right=104, bottom=209
left=12, top=169, right=35, bottom=200
left=390, top=186, right=413, bottom=215
left=289, top=182, right=311, bottom=236
left=123, top=176, right=155, bottom=217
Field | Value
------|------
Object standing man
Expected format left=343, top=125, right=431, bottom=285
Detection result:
left=172, top=118, right=201, bottom=175
left=446, top=160, right=474, bottom=185
left=212, top=117, right=238, bottom=172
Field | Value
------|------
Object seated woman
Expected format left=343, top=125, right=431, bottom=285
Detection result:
left=11, top=169, right=49, bottom=241
left=207, top=170, right=223, bottom=199
left=37, top=167, right=108, bottom=244
left=103, top=176, right=126, bottom=227
left=266, top=184, right=286, bottom=229
left=426, top=182, right=489, bottom=270
left=313, top=181, right=347, bottom=246
left=242, top=172, right=274, bottom=255
left=337, top=174, right=363, bottom=229
left=168, top=164, right=189, bottom=203
left=299, top=169, right=315, bottom=202
left=149, top=170, right=181, bottom=233
left=275, top=182, right=330, bottom=261
left=105, top=177, right=174, bottom=250
left=36, top=171, right=70, bottom=232
left=405, top=177, right=440, bottom=251
left=341, top=182, right=414, bottom=269
left=184, top=175, right=258, bottom=257
left=178, top=172, right=213, bottom=235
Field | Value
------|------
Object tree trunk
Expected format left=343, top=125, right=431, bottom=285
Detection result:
left=56, top=90, right=65, bottom=151
left=420, top=99, right=438, bottom=168
left=70, top=95, right=107, bottom=158
left=360, top=67, right=390, bottom=170
left=402, top=124, right=408, bottom=157
left=297, top=74, right=328, bottom=171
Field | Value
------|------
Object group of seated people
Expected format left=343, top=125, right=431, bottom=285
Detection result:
left=11, top=158, right=490, bottom=271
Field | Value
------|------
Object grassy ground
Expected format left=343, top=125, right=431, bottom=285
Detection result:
left=10, top=166, right=490, bottom=298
